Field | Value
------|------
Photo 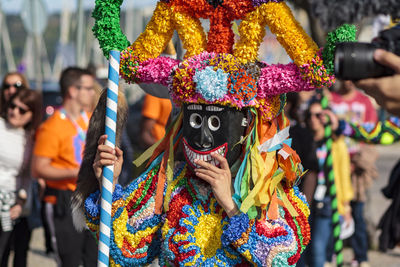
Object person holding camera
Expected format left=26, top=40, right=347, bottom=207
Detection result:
left=355, top=49, right=400, bottom=116
left=335, top=24, right=400, bottom=116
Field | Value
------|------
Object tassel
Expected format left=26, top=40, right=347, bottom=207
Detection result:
left=154, top=113, right=183, bottom=214
left=133, top=112, right=183, bottom=214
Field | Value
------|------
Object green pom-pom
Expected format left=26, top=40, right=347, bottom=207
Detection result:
left=322, top=24, right=357, bottom=75
left=92, top=0, right=131, bottom=59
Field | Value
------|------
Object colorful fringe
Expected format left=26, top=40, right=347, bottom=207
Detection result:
left=341, top=117, right=400, bottom=145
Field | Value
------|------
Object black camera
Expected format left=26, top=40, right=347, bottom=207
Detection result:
left=334, top=25, right=400, bottom=80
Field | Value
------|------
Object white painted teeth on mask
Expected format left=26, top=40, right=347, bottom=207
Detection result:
left=188, top=104, right=202, bottom=110
left=215, top=146, right=225, bottom=156
left=184, top=142, right=226, bottom=167
left=185, top=144, right=194, bottom=161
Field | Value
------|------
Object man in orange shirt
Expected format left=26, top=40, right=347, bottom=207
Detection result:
left=140, top=94, right=172, bottom=148
left=32, top=67, right=96, bottom=267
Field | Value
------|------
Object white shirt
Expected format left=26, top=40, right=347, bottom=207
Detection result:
left=0, top=117, right=26, bottom=192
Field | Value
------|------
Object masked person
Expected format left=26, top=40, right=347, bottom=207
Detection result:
left=71, top=0, right=356, bottom=266
left=84, top=86, right=310, bottom=266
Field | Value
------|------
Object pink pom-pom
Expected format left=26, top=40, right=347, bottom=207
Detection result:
left=138, top=57, right=180, bottom=85
left=257, top=63, right=314, bottom=97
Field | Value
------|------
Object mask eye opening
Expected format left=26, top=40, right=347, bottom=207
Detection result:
left=190, top=113, right=203, bottom=129
left=208, top=115, right=220, bottom=131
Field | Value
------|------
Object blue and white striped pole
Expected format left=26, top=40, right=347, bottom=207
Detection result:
left=98, top=50, right=120, bottom=267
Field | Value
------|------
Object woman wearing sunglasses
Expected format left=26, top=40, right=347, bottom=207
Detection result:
left=300, top=99, right=354, bottom=267
left=0, top=72, right=29, bottom=117
left=0, top=88, right=42, bottom=265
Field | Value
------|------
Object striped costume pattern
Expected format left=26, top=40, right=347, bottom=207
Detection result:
left=342, top=117, right=400, bottom=145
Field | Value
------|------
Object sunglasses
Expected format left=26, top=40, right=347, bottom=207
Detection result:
left=3, top=81, right=24, bottom=90
left=306, top=112, right=325, bottom=121
left=8, top=102, right=30, bottom=115
left=309, top=112, right=323, bottom=118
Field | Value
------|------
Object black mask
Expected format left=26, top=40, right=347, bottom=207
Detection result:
left=182, top=103, right=249, bottom=170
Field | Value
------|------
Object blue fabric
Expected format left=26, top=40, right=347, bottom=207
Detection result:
left=351, top=201, right=368, bottom=262
left=309, top=213, right=333, bottom=267
left=221, top=213, right=249, bottom=246
left=305, top=196, right=334, bottom=267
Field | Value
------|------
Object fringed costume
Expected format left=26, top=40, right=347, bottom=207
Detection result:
left=76, top=0, right=357, bottom=266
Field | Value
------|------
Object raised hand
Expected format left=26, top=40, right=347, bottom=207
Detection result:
left=194, top=153, right=239, bottom=217
left=92, top=134, right=123, bottom=188
left=355, top=49, right=400, bottom=116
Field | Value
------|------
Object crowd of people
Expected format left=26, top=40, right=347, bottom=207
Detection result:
left=0, top=66, right=174, bottom=266
left=0, top=39, right=400, bottom=267
left=0, top=73, right=42, bottom=267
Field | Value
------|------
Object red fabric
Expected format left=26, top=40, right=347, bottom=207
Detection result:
left=331, top=91, right=377, bottom=123
left=331, top=90, right=378, bottom=155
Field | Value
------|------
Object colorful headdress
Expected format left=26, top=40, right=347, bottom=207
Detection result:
left=92, top=0, right=359, bottom=121
left=92, top=0, right=355, bottom=217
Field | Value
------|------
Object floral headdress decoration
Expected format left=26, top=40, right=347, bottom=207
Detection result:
left=93, top=0, right=355, bottom=218
left=94, top=0, right=357, bottom=120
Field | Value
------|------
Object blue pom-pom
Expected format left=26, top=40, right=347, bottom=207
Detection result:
left=221, top=212, right=249, bottom=246
left=194, top=67, right=228, bottom=102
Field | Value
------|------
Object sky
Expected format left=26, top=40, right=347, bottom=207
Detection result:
left=1, top=0, right=158, bottom=14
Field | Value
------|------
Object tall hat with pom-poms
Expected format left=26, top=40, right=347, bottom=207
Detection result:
left=93, top=0, right=358, bottom=120
left=92, top=0, right=356, bottom=219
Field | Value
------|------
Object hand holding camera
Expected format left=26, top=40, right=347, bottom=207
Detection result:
left=334, top=25, right=400, bottom=116
left=335, top=26, right=400, bottom=80
left=355, top=49, right=400, bottom=116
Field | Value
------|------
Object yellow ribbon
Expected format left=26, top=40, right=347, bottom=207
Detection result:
left=240, top=147, right=276, bottom=212
left=163, top=124, right=176, bottom=212
left=277, top=183, right=298, bottom=216
left=162, top=112, right=183, bottom=211
left=133, top=136, right=164, bottom=167
left=240, top=151, right=299, bottom=218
